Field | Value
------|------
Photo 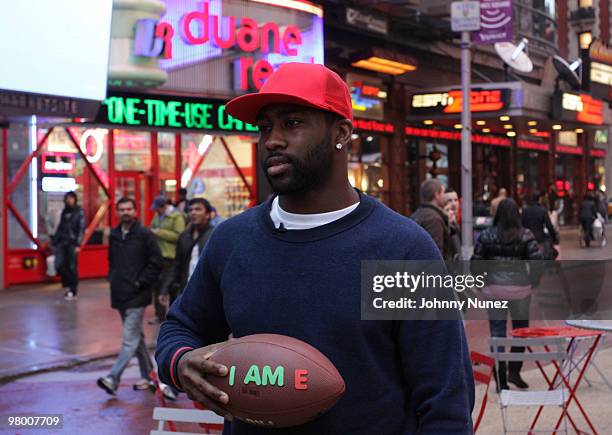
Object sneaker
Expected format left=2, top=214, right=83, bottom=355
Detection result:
left=159, top=383, right=177, bottom=401
left=97, top=376, right=117, bottom=395
left=133, top=378, right=156, bottom=392
left=64, top=291, right=77, bottom=301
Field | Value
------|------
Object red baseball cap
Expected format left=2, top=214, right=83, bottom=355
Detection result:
left=225, top=63, right=353, bottom=124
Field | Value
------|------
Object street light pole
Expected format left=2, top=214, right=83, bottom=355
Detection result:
left=460, top=26, right=473, bottom=260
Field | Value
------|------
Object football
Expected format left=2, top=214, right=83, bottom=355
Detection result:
left=206, top=334, right=345, bottom=428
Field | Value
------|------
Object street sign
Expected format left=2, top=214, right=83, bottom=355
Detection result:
left=451, top=1, right=480, bottom=32
left=473, top=0, right=513, bottom=45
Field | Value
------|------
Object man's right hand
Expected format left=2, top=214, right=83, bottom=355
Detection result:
left=177, top=343, right=233, bottom=420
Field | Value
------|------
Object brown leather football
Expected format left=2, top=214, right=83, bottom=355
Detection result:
left=206, top=334, right=345, bottom=428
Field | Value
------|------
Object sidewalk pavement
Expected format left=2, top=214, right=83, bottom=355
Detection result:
left=1, top=224, right=610, bottom=383
left=557, top=222, right=612, bottom=260
left=0, top=280, right=159, bottom=383
left=475, top=346, right=612, bottom=434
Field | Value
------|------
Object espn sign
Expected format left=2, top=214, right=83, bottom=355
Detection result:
left=411, top=89, right=509, bottom=114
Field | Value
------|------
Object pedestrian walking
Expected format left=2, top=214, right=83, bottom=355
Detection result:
left=596, top=189, right=608, bottom=223
left=410, top=178, right=453, bottom=260
left=209, top=205, right=225, bottom=226
left=490, top=187, right=508, bottom=218
left=156, top=63, right=474, bottom=434
left=522, top=191, right=558, bottom=259
left=52, top=191, right=86, bottom=300
left=445, top=199, right=461, bottom=261
left=580, top=192, right=599, bottom=247
left=150, top=195, right=185, bottom=323
left=175, top=188, right=188, bottom=214
left=172, top=197, right=214, bottom=297
left=97, top=198, right=162, bottom=397
left=444, top=187, right=461, bottom=224
left=472, top=198, right=542, bottom=392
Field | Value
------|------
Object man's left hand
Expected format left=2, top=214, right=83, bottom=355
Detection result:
left=74, top=247, right=81, bottom=254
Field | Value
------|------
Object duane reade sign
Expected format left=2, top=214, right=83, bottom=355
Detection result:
left=451, top=1, right=481, bottom=32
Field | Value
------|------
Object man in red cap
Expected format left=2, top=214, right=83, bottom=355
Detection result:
left=156, top=63, right=474, bottom=434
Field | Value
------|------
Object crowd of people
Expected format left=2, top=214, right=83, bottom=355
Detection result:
left=45, top=62, right=610, bottom=431
left=50, top=189, right=223, bottom=401
left=409, top=182, right=563, bottom=392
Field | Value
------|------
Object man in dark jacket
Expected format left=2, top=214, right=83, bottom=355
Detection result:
left=521, top=191, right=558, bottom=257
left=580, top=192, right=599, bottom=247
left=53, top=191, right=86, bottom=300
left=97, top=197, right=162, bottom=396
left=411, top=178, right=452, bottom=259
left=172, top=197, right=214, bottom=298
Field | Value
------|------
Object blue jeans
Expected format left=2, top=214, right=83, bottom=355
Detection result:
left=109, top=307, right=153, bottom=383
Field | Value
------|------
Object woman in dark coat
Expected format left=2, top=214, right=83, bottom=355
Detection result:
left=580, top=192, right=598, bottom=247
left=472, top=198, right=542, bottom=391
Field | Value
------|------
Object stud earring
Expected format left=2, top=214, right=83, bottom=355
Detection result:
left=335, top=143, right=343, bottom=150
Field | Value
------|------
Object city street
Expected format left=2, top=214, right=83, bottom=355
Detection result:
left=0, top=225, right=611, bottom=434
left=2, top=1, right=612, bottom=434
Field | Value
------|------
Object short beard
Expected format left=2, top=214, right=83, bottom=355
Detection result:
left=264, top=136, right=335, bottom=195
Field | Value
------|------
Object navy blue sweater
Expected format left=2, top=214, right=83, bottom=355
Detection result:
left=156, top=192, right=474, bottom=434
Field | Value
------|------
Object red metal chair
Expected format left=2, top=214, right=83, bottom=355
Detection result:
left=471, top=351, right=495, bottom=433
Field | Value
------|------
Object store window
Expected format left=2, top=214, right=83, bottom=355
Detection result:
left=158, top=132, right=177, bottom=196
left=6, top=123, right=33, bottom=249
left=424, top=142, right=449, bottom=187
left=6, top=124, right=112, bottom=250
left=348, top=132, right=387, bottom=200
left=39, top=126, right=111, bottom=246
left=181, top=134, right=255, bottom=219
left=592, top=158, right=606, bottom=191
left=579, top=0, right=593, bottom=8
left=516, top=150, right=539, bottom=203
left=114, top=130, right=152, bottom=172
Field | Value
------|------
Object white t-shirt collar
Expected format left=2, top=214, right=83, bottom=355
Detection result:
left=270, top=196, right=360, bottom=230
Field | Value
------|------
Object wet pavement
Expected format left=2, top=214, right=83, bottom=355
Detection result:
left=0, top=357, right=213, bottom=435
left=0, top=281, right=159, bottom=382
left=0, top=225, right=611, bottom=434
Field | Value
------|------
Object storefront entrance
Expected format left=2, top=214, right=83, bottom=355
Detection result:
left=1, top=122, right=258, bottom=287
left=114, top=172, right=153, bottom=226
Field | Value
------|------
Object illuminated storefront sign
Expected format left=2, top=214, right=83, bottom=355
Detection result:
left=79, top=129, right=107, bottom=163
left=517, top=140, right=549, bottom=151
left=589, top=40, right=612, bottom=101
left=349, top=74, right=387, bottom=121
left=405, top=127, right=512, bottom=147
left=41, top=152, right=75, bottom=174
left=553, top=92, right=604, bottom=125
left=594, top=129, right=609, bottom=144
left=95, top=92, right=258, bottom=133
left=354, top=119, right=394, bottom=133
left=411, top=89, right=509, bottom=114
left=590, top=62, right=612, bottom=87
left=556, top=145, right=584, bottom=155
left=133, top=0, right=324, bottom=92
left=591, top=148, right=607, bottom=157
left=41, top=177, right=77, bottom=193
left=558, top=130, right=578, bottom=146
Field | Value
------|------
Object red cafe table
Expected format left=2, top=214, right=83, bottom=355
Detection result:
left=512, top=325, right=604, bottom=435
